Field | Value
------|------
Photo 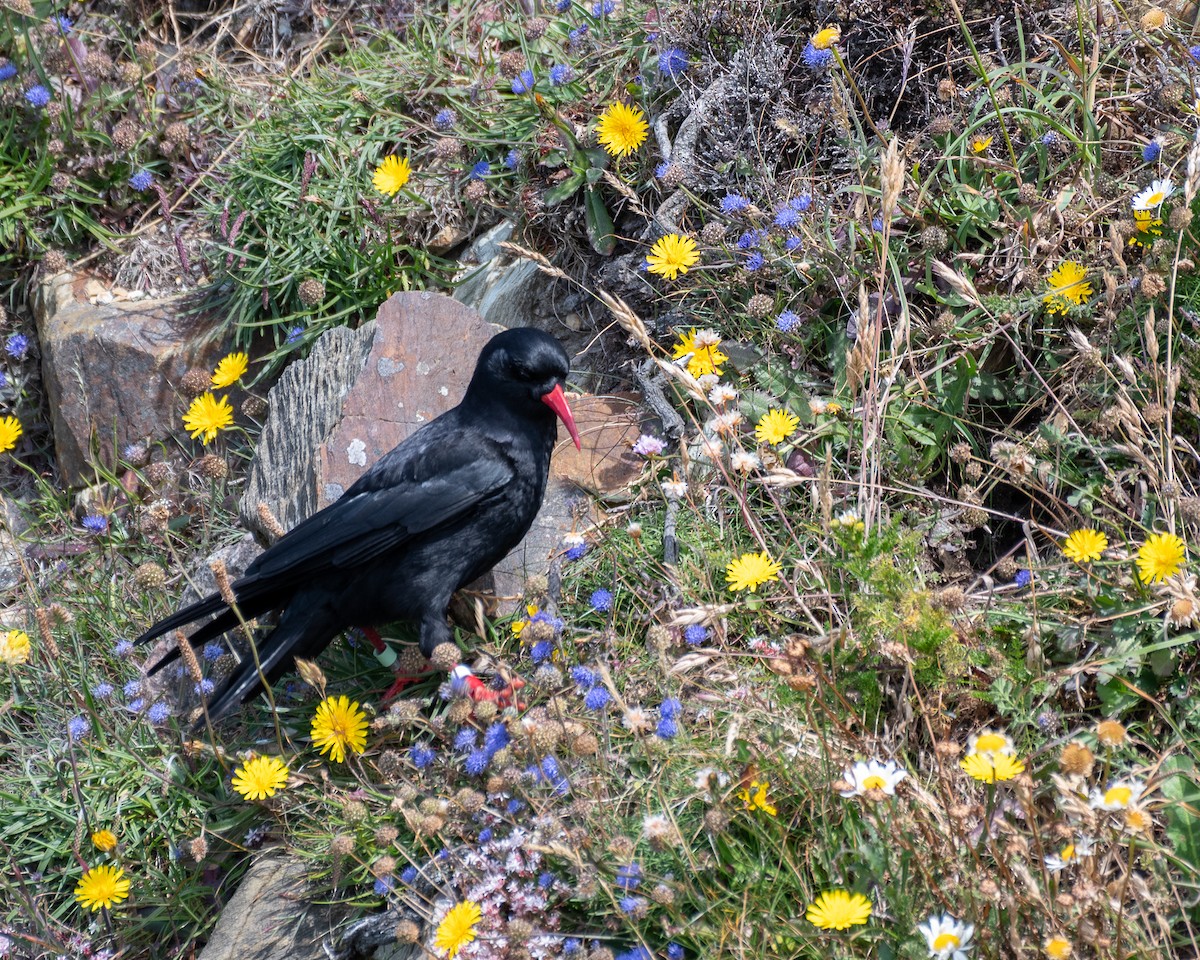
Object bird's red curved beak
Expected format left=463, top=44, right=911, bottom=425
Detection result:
left=541, top=383, right=581, bottom=450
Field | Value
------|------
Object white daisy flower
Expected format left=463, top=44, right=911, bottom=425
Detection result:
left=917, top=913, right=975, bottom=960
left=966, top=729, right=1015, bottom=757
left=839, top=758, right=908, bottom=797
left=1132, top=178, right=1174, bottom=211
left=1089, top=778, right=1145, bottom=811
left=1044, top=842, right=1079, bottom=872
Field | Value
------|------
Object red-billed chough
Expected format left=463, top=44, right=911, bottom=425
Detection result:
left=135, top=327, right=580, bottom=722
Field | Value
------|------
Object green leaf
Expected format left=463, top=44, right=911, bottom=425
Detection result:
left=1160, top=756, right=1200, bottom=871
left=544, top=171, right=585, bottom=207
left=584, top=185, right=616, bottom=255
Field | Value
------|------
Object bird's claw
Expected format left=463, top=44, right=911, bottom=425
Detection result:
left=452, top=665, right=526, bottom=710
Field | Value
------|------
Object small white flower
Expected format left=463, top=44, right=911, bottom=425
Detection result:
left=1089, top=778, right=1145, bottom=811
left=1132, top=178, right=1174, bottom=211
left=693, top=766, right=730, bottom=800
left=1044, top=842, right=1080, bottom=872
left=708, top=384, right=739, bottom=406
left=661, top=479, right=688, bottom=499
left=839, top=758, right=908, bottom=797
left=730, top=450, right=761, bottom=474
left=917, top=913, right=975, bottom=960
left=622, top=707, right=654, bottom=734
left=562, top=532, right=586, bottom=549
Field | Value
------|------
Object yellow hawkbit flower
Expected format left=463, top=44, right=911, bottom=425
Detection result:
left=970, top=134, right=993, bottom=153
left=434, top=900, right=483, bottom=958
left=671, top=328, right=727, bottom=379
left=91, top=830, right=118, bottom=852
left=373, top=155, right=411, bottom=196
left=810, top=26, right=841, bottom=49
left=1136, top=532, right=1186, bottom=583
left=182, top=393, right=234, bottom=444
left=1061, top=529, right=1108, bottom=564
left=0, top=415, right=22, bottom=454
left=738, top=779, right=777, bottom=815
left=754, top=408, right=800, bottom=445
left=725, top=551, right=782, bottom=592
left=311, top=695, right=369, bottom=763
left=646, top=234, right=700, bottom=281
left=961, top=751, right=1025, bottom=783
left=806, top=889, right=872, bottom=930
left=211, top=352, right=249, bottom=389
left=1043, top=935, right=1073, bottom=959
left=74, top=864, right=130, bottom=912
left=231, top=755, right=289, bottom=801
left=1043, top=261, right=1092, bottom=314
left=595, top=102, right=648, bottom=157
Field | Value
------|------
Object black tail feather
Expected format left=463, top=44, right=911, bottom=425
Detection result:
left=134, top=592, right=228, bottom=647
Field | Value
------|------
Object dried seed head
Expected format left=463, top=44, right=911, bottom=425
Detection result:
left=650, top=882, right=675, bottom=905
left=395, top=920, right=420, bottom=943
left=703, top=807, right=731, bottom=834
left=1059, top=741, right=1095, bottom=777
left=1095, top=719, right=1126, bottom=746
left=935, top=586, right=966, bottom=612
left=133, top=561, right=166, bottom=589
left=608, top=835, right=635, bottom=859
left=374, top=824, right=399, bottom=846
left=446, top=698, right=473, bottom=724
left=180, top=368, right=211, bottom=397
left=506, top=918, right=534, bottom=943
left=429, top=642, right=460, bottom=670
left=113, top=119, right=139, bottom=150
left=701, top=220, right=727, bottom=244
left=418, top=814, right=444, bottom=834
left=659, top=163, right=686, bottom=189
left=524, top=619, right=555, bottom=644
left=524, top=16, right=548, bottom=38
left=571, top=732, right=599, bottom=756
left=473, top=698, right=498, bottom=721
left=920, top=225, right=949, bottom=253
left=43, top=248, right=68, bottom=273
left=188, top=836, right=209, bottom=861
left=464, top=180, right=488, bottom=203
left=499, top=50, right=527, bottom=78
left=371, top=855, right=396, bottom=878
left=343, top=799, right=368, bottom=823
left=995, top=557, right=1018, bottom=581
left=1017, top=182, right=1039, bottom=204
left=746, top=293, right=774, bottom=318
left=242, top=395, right=268, bottom=419
left=936, top=78, right=958, bottom=101
left=197, top=453, right=228, bottom=480
left=51, top=171, right=71, bottom=191
left=1140, top=6, right=1167, bottom=29
left=297, top=278, right=326, bottom=307
left=455, top=787, right=485, bottom=813
left=927, top=114, right=954, bottom=137
left=330, top=833, right=355, bottom=856
left=646, top=624, right=671, bottom=651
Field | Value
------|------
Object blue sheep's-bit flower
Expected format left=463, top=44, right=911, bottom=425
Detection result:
left=657, top=47, right=688, bottom=77
left=549, top=63, right=574, bottom=86
left=129, top=169, right=155, bottom=191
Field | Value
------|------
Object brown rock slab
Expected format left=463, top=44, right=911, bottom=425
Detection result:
left=33, top=272, right=223, bottom=485
left=198, top=853, right=335, bottom=960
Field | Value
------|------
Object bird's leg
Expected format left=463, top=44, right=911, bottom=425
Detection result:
left=451, top=665, right=526, bottom=711
left=360, top=626, right=429, bottom=701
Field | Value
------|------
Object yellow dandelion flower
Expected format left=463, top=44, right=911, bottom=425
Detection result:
left=0, top=629, right=31, bottom=665
left=738, top=779, right=777, bottom=815
left=811, top=26, right=841, bottom=49
left=1128, top=209, right=1163, bottom=248
left=311, top=694, right=369, bottom=763
left=1136, top=532, right=1186, bottom=583
left=1043, top=935, right=1073, bottom=960
left=511, top=603, right=538, bottom=638
left=961, top=751, right=1025, bottom=783
left=970, top=134, right=993, bottom=153
left=806, top=889, right=872, bottom=930
left=754, top=408, right=800, bottom=445
left=211, top=352, right=249, bottom=389
left=725, top=551, right=782, bottom=592
left=91, top=829, right=118, bottom=852
left=1062, top=529, right=1108, bottom=564
left=646, top=234, right=700, bottom=281
left=231, top=755, right=289, bottom=801
left=74, top=864, right=130, bottom=912
left=1043, top=261, right=1092, bottom=314
left=434, top=900, right=482, bottom=958
left=182, top=392, right=234, bottom=444
left=0, top=415, right=22, bottom=454
left=671, top=328, right=727, bottom=379
left=595, top=102, right=649, bottom=158
left=373, top=155, right=412, bottom=196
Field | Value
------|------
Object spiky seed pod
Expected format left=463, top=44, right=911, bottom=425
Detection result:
left=524, top=573, right=549, bottom=597
left=574, top=871, right=599, bottom=899
left=995, top=557, right=1018, bottom=581
left=490, top=747, right=511, bottom=767
left=396, top=645, right=427, bottom=675
left=920, top=226, right=949, bottom=253
left=472, top=698, right=498, bottom=722
left=375, top=826, right=399, bottom=849
left=927, top=115, right=953, bottom=137
left=133, top=562, right=167, bottom=590
left=523, top=619, right=555, bottom=644
left=486, top=774, right=506, bottom=794
left=700, top=221, right=727, bottom=244
left=651, top=882, right=675, bottom=905
left=499, top=50, right=527, bottom=78
left=395, top=784, right=418, bottom=805
left=46, top=138, right=65, bottom=156
left=212, top=652, right=237, bottom=679
left=429, top=642, right=460, bottom=670
left=85, top=52, right=114, bottom=78
left=377, top=750, right=406, bottom=780
left=506, top=919, right=534, bottom=944
left=164, top=121, right=189, bottom=145
left=418, top=814, right=444, bottom=834
left=418, top=797, right=440, bottom=815
left=456, top=787, right=485, bottom=813
left=571, top=733, right=598, bottom=756
left=464, top=180, right=488, bottom=203
left=119, top=62, right=141, bottom=83
left=524, top=16, right=548, bottom=38
left=434, top=137, right=463, bottom=161
left=50, top=172, right=70, bottom=191
left=746, top=293, right=773, bottom=318
left=1140, top=271, right=1166, bottom=298
left=1170, top=206, right=1194, bottom=231
left=113, top=120, right=139, bottom=150
left=7, top=0, right=33, bottom=14
left=532, top=722, right=563, bottom=752
left=659, top=163, right=685, bottom=189
left=371, top=855, right=396, bottom=878
left=197, top=453, right=228, bottom=480
left=446, top=698, right=473, bottom=724
left=1017, top=182, right=1039, bottom=204
left=180, top=368, right=211, bottom=397
left=330, top=833, right=355, bottom=856
left=297, top=278, right=325, bottom=307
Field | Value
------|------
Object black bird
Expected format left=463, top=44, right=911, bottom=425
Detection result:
left=136, top=327, right=580, bottom=722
